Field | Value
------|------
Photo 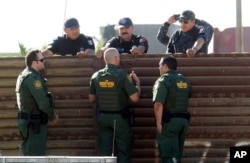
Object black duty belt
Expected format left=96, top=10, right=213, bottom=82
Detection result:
left=18, top=112, right=48, bottom=124
left=18, top=112, right=41, bottom=119
left=162, top=111, right=191, bottom=123
left=99, top=110, right=122, bottom=114
left=171, top=112, right=190, bottom=119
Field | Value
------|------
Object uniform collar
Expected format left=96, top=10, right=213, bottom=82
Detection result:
left=27, top=67, right=40, bottom=75
left=64, top=34, right=83, bottom=41
left=165, top=70, right=177, bottom=75
left=105, top=64, right=118, bottom=70
left=184, top=26, right=198, bottom=35
left=119, top=34, right=135, bottom=43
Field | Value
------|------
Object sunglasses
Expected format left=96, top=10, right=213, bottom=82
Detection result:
left=37, top=58, right=45, bottom=63
left=179, top=19, right=189, bottom=24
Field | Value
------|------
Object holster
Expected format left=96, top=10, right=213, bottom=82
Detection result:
left=162, top=111, right=171, bottom=123
left=29, top=119, right=41, bottom=134
left=18, top=112, right=49, bottom=134
left=121, top=107, right=135, bottom=127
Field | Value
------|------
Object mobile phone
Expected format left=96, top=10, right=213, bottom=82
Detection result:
left=174, top=14, right=180, bottom=21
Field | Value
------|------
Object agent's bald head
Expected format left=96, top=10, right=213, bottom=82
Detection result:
left=104, top=48, right=120, bottom=65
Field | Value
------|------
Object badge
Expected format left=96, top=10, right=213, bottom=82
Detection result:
left=34, top=80, right=42, bottom=89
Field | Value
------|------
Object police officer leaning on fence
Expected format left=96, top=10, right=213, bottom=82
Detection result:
left=96, top=17, right=148, bottom=58
left=42, top=17, right=95, bottom=58
left=16, top=49, right=59, bottom=156
left=157, top=10, right=213, bottom=58
left=153, top=56, right=192, bottom=163
left=89, top=48, right=141, bottom=163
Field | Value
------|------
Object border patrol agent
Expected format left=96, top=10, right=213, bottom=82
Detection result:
left=96, top=17, right=149, bottom=58
left=42, top=18, right=95, bottom=57
left=89, top=48, right=141, bottom=163
left=153, top=56, right=192, bottom=163
left=16, top=50, right=59, bottom=156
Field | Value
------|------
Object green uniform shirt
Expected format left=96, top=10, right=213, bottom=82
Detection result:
left=89, top=64, right=138, bottom=110
left=152, top=70, right=192, bottom=113
left=16, top=67, right=55, bottom=120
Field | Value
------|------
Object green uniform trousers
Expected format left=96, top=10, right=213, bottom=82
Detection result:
left=97, top=113, right=132, bottom=163
left=18, top=119, right=48, bottom=156
left=157, top=118, right=189, bottom=163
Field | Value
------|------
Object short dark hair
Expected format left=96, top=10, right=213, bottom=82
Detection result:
left=25, top=49, right=40, bottom=67
left=162, top=56, right=177, bottom=70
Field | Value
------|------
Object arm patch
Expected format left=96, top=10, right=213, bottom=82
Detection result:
left=34, top=80, right=42, bottom=89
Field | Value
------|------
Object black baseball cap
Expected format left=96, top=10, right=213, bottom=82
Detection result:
left=117, top=17, right=133, bottom=28
left=179, top=10, right=195, bottom=20
left=64, top=18, right=80, bottom=28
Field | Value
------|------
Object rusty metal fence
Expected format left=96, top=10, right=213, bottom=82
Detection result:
left=1, top=54, right=250, bottom=162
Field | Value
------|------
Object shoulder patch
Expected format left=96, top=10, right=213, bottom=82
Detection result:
left=140, top=37, right=147, bottom=43
left=88, top=39, right=94, bottom=45
left=34, top=80, right=42, bottom=89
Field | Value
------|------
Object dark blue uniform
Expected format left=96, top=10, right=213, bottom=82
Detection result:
left=168, top=26, right=207, bottom=54
left=157, top=19, right=214, bottom=54
left=104, top=35, right=148, bottom=54
left=48, top=34, right=95, bottom=56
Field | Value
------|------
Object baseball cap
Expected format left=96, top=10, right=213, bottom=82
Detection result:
left=179, top=10, right=195, bottom=20
left=117, top=17, right=133, bottom=28
left=64, top=18, right=80, bottom=28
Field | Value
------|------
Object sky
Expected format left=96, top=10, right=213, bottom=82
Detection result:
left=0, top=0, right=249, bottom=53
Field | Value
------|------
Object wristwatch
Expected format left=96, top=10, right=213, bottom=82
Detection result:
left=192, top=47, right=198, bottom=51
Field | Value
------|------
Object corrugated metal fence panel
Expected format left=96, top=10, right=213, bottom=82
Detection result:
left=1, top=54, right=250, bottom=162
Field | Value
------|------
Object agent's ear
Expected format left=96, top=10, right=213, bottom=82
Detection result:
left=191, top=19, right=196, bottom=24
left=63, top=28, right=68, bottom=33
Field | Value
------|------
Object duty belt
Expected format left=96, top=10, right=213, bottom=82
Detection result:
left=18, top=112, right=41, bottom=119
left=18, top=111, right=48, bottom=124
left=162, top=112, right=191, bottom=123
left=170, top=112, right=190, bottom=119
left=99, top=110, right=122, bottom=114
